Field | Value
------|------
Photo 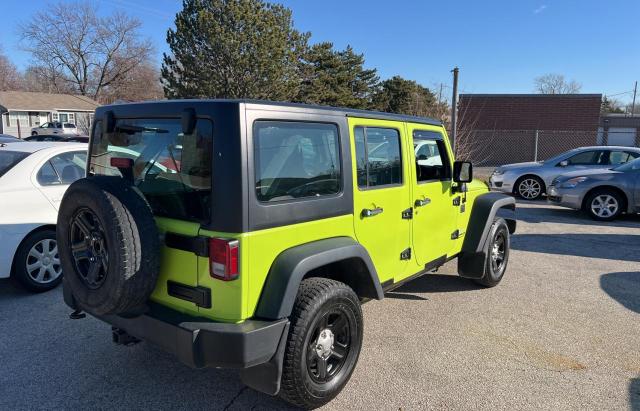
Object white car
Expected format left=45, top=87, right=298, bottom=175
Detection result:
left=414, top=140, right=443, bottom=166
left=31, top=122, right=80, bottom=136
left=0, top=142, right=87, bottom=291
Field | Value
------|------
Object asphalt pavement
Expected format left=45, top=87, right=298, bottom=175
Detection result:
left=1, top=200, right=638, bottom=410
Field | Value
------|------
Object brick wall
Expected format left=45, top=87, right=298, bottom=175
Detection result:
left=459, top=94, right=602, bottom=131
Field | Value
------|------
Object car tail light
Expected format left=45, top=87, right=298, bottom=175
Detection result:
left=209, top=238, right=239, bottom=281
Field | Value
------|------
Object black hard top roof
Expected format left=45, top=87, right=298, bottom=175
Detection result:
left=99, top=99, right=442, bottom=127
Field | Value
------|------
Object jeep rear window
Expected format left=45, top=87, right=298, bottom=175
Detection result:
left=254, top=121, right=341, bottom=202
left=89, top=118, right=213, bottom=222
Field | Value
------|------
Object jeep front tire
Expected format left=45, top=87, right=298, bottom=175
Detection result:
left=475, top=217, right=510, bottom=287
left=280, top=278, right=363, bottom=409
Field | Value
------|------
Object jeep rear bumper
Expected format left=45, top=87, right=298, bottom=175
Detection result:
left=99, top=304, right=288, bottom=369
left=63, top=283, right=289, bottom=395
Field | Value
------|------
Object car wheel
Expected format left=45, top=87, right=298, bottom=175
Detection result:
left=12, top=229, right=63, bottom=292
left=585, top=189, right=623, bottom=221
left=475, top=218, right=510, bottom=287
left=31, top=131, right=37, bottom=136
left=280, top=278, right=363, bottom=409
left=516, top=176, right=544, bottom=200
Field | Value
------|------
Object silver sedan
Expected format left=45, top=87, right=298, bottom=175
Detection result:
left=489, top=146, right=640, bottom=200
left=547, top=158, right=640, bottom=221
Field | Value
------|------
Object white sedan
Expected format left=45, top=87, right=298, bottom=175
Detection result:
left=0, top=142, right=87, bottom=291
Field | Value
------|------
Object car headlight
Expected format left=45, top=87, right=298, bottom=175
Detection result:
left=560, top=176, right=588, bottom=188
left=492, top=168, right=505, bottom=176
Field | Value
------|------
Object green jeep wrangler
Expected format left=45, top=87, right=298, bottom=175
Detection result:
left=58, top=100, right=516, bottom=409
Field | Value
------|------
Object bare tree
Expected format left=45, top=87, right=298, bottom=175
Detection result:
left=20, top=1, right=153, bottom=99
left=534, top=73, right=582, bottom=94
left=0, top=47, right=23, bottom=91
left=22, top=65, right=75, bottom=94
left=99, top=62, right=164, bottom=104
left=454, top=96, right=499, bottom=167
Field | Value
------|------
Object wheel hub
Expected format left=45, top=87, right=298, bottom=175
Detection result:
left=315, top=329, right=335, bottom=359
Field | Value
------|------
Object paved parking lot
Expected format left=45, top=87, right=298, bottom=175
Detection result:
left=1, top=201, right=638, bottom=410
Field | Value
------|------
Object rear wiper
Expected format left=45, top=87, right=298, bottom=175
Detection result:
left=114, top=125, right=168, bottom=134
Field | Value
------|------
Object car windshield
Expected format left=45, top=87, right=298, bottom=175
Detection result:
left=612, top=157, right=640, bottom=172
left=0, top=151, right=30, bottom=178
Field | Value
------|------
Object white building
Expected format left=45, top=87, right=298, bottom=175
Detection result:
left=0, top=91, right=99, bottom=137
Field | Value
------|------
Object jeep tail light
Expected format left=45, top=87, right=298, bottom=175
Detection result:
left=209, top=238, right=239, bottom=281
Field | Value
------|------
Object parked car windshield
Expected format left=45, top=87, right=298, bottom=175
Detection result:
left=0, top=151, right=30, bottom=178
left=612, top=157, right=640, bottom=172
left=89, top=118, right=213, bottom=222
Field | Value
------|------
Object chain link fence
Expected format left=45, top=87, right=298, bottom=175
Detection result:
left=455, top=129, right=640, bottom=167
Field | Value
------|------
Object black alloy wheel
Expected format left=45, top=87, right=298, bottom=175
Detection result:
left=306, top=309, right=352, bottom=384
left=70, top=208, right=109, bottom=289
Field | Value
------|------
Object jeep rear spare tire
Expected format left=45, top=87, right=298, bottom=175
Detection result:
left=57, top=176, right=160, bottom=316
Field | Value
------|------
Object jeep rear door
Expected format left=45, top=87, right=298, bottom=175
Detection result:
left=88, top=118, right=213, bottom=316
left=349, top=118, right=412, bottom=284
left=406, top=124, right=457, bottom=266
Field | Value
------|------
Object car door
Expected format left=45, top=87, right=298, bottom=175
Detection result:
left=407, top=125, right=458, bottom=267
left=51, top=122, right=62, bottom=134
left=35, top=151, right=87, bottom=209
left=349, top=118, right=412, bottom=284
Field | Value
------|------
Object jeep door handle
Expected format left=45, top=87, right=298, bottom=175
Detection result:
left=414, top=198, right=431, bottom=207
left=361, top=207, right=383, bottom=218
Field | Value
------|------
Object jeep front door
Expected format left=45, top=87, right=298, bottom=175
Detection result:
left=349, top=119, right=412, bottom=284
left=408, top=126, right=457, bottom=266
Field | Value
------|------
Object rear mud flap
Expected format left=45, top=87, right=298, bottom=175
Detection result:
left=239, top=322, right=290, bottom=396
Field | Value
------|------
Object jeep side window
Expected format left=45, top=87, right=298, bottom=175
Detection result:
left=413, top=130, right=450, bottom=182
left=354, top=126, right=402, bottom=188
left=89, top=118, right=213, bottom=222
left=254, top=121, right=341, bottom=202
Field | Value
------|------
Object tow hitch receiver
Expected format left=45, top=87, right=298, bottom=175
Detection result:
left=112, top=327, right=141, bottom=346
left=69, top=309, right=86, bottom=320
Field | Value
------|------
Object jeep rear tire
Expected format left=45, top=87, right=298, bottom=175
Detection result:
left=475, top=217, right=510, bottom=287
left=57, top=176, right=160, bottom=316
left=280, top=278, right=363, bottom=409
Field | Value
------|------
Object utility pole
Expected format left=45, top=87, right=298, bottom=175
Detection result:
left=438, top=83, right=443, bottom=104
left=632, top=81, right=637, bottom=115
left=451, top=67, right=459, bottom=153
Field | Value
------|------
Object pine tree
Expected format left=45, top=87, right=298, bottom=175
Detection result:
left=372, top=76, right=441, bottom=118
left=296, top=42, right=379, bottom=109
left=162, top=0, right=308, bottom=100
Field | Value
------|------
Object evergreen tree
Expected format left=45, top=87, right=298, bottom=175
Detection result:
left=296, top=42, right=379, bottom=109
left=372, top=76, right=442, bottom=118
left=162, top=0, right=308, bottom=100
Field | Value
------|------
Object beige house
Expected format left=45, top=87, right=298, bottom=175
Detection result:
left=0, top=91, right=99, bottom=137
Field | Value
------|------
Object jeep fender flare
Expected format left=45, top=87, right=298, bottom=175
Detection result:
left=254, top=237, right=383, bottom=320
left=458, top=192, right=516, bottom=279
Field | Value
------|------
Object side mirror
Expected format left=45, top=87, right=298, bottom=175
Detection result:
left=453, top=161, right=473, bottom=183
left=558, top=160, right=569, bottom=167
